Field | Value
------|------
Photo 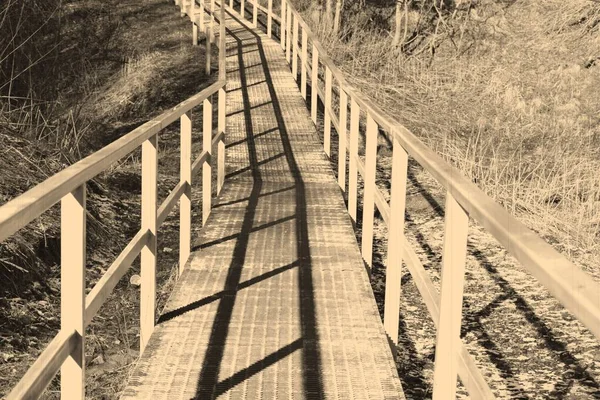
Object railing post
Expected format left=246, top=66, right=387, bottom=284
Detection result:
left=383, top=136, right=408, bottom=349
left=230, top=0, right=233, bottom=11
left=253, top=0, right=258, bottom=27
left=280, top=0, right=286, bottom=51
left=192, top=0, right=198, bottom=46
left=203, top=97, right=213, bottom=224
left=218, top=87, right=226, bottom=195
left=337, top=89, right=347, bottom=191
left=180, top=112, right=192, bottom=276
left=348, top=98, right=359, bottom=221
left=301, top=28, right=308, bottom=99
left=361, top=113, right=377, bottom=270
left=310, top=44, right=318, bottom=123
left=200, top=0, right=205, bottom=31
left=324, top=66, right=332, bottom=157
left=210, top=0, right=215, bottom=43
left=140, top=133, right=158, bottom=353
left=61, top=184, right=86, bottom=400
left=286, top=7, right=292, bottom=63
left=267, top=0, right=273, bottom=38
left=206, top=26, right=212, bottom=76
left=292, top=17, right=299, bottom=80
left=241, top=0, right=245, bottom=19
left=432, top=192, right=469, bottom=400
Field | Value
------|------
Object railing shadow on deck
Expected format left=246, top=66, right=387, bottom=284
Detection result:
left=181, top=8, right=325, bottom=398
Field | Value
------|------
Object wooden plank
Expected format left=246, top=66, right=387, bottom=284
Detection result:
left=292, top=17, right=299, bottom=79
left=324, top=67, right=332, bottom=157
left=180, top=111, right=192, bottom=276
left=60, top=185, right=86, bottom=400
left=140, top=134, right=158, bottom=354
left=203, top=97, right=213, bottom=225
left=402, top=238, right=496, bottom=400
left=337, top=89, right=347, bottom=191
left=0, top=80, right=224, bottom=244
left=301, top=29, right=307, bottom=99
left=310, top=44, right=318, bottom=124
left=361, top=113, right=377, bottom=269
left=384, top=139, right=408, bottom=347
left=85, top=229, right=148, bottom=327
left=348, top=98, right=359, bottom=222
left=6, top=330, right=78, bottom=400
left=432, top=193, right=469, bottom=399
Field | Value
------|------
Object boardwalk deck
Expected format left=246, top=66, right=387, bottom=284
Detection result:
left=120, top=6, right=404, bottom=399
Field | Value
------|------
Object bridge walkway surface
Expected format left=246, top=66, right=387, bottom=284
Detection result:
left=120, top=5, right=404, bottom=399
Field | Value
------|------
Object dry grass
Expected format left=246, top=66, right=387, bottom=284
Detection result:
left=304, top=0, right=600, bottom=269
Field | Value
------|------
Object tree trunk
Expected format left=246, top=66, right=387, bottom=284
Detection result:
left=333, top=0, right=342, bottom=34
left=392, top=0, right=403, bottom=46
left=326, top=0, right=332, bottom=22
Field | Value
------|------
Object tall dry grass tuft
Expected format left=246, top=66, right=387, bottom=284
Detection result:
left=302, top=0, right=600, bottom=268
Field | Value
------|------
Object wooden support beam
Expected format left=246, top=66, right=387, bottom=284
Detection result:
left=361, top=113, right=377, bottom=269
left=203, top=98, right=213, bottom=224
left=140, top=134, right=157, bottom=354
left=61, top=185, right=86, bottom=400
left=348, top=98, right=359, bottom=222
left=324, top=67, right=332, bottom=157
left=218, top=88, right=226, bottom=194
left=292, top=17, right=299, bottom=80
left=301, top=29, right=308, bottom=99
left=311, top=44, right=318, bottom=124
left=267, top=0, right=273, bottom=38
left=384, top=138, right=408, bottom=347
left=180, top=111, right=192, bottom=276
left=432, top=193, right=470, bottom=399
left=337, top=89, right=347, bottom=191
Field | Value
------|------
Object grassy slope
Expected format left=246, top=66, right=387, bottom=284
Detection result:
left=0, top=0, right=217, bottom=397
left=294, top=0, right=600, bottom=398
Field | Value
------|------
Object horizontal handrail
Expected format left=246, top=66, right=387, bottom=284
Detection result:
left=7, top=330, right=79, bottom=399
left=0, top=79, right=225, bottom=244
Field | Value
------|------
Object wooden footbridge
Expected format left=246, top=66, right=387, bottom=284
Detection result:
left=3, top=0, right=600, bottom=399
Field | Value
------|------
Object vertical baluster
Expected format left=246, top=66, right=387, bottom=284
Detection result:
left=253, top=0, right=258, bottom=27
left=61, top=185, right=86, bottom=400
left=203, top=97, right=213, bottom=224
left=180, top=112, right=192, bottom=276
left=286, top=7, right=292, bottom=63
left=280, top=0, right=286, bottom=51
left=267, top=0, right=273, bottom=37
left=230, top=0, right=233, bottom=10
left=241, top=0, right=245, bottom=18
left=348, top=98, right=359, bottom=221
left=218, top=87, right=226, bottom=195
left=301, top=28, right=307, bottom=99
left=310, top=44, right=318, bottom=124
left=361, top=113, right=377, bottom=269
left=140, top=134, right=158, bottom=353
left=292, top=17, right=299, bottom=80
left=432, top=192, right=469, bottom=399
left=324, top=67, right=332, bottom=157
left=384, top=136, right=408, bottom=349
left=337, top=89, right=347, bottom=191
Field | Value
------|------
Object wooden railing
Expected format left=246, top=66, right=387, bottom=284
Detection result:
left=233, top=2, right=600, bottom=399
left=2, top=1, right=226, bottom=399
